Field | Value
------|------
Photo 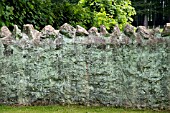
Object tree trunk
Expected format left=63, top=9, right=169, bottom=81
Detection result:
left=153, top=5, right=157, bottom=28
left=144, top=14, right=148, bottom=28
left=144, top=0, right=148, bottom=28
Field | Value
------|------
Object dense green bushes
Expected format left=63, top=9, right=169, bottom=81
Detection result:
left=0, top=0, right=54, bottom=30
left=0, top=0, right=135, bottom=30
left=51, top=2, right=94, bottom=29
left=79, top=0, right=136, bottom=30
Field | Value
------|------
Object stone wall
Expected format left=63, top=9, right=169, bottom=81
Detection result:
left=0, top=24, right=170, bottom=110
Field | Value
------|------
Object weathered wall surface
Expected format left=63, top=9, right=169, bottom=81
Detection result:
left=0, top=41, right=169, bottom=109
left=0, top=24, right=170, bottom=110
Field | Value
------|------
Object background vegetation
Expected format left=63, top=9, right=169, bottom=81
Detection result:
left=0, top=0, right=135, bottom=31
left=131, top=0, right=170, bottom=28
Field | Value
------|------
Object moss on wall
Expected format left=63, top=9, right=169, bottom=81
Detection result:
left=0, top=37, right=169, bottom=110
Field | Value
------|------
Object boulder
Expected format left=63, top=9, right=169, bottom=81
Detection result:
left=23, top=24, right=40, bottom=40
left=109, top=25, right=121, bottom=45
left=135, top=33, right=143, bottom=45
left=166, top=23, right=170, bottom=29
left=0, top=26, right=13, bottom=45
left=124, top=24, right=135, bottom=37
left=60, top=23, right=76, bottom=38
left=42, top=38, right=56, bottom=49
left=88, top=27, right=99, bottom=36
left=23, top=24, right=34, bottom=38
left=54, top=36, right=63, bottom=45
left=111, top=25, right=121, bottom=37
left=90, top=36, right=106, bottom=44
left=31, top=31, right=41, bottom=46
left=120, top=34, right=131, bottom=45
left=100, top=25, right=109, bottom=36
left=0, top=26, right=12, bottom=38
left=146, top=35, right=160, bottom=45
left=109, top=36, right=119, bottom=46
left=0, top=36, right=13, bottom=45
left=161, top=23, right=170, bottom=36
left=150, top=27, right=161, bottom=37
left=18, top=33, right=31, bottom=48
left=21, top=33, right=30, bottom=42
left=12, top=25, right=22, bottom=40
left=41, top=25, right=58, bottom=39
left=76, top=25, right=89, bottom=36
left=152, top=27, right=160, bottom=34
left=54, top=30, right=60, bottom=36
left=136, top=26, right=151, bottom=39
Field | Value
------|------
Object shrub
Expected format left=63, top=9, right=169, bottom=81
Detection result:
left=0, top=0, right=136, bottom=31
left=0, top=0, right=54, bottom=30
left=51, top=1, right=94, bottom=30
left=79, top=0, right=136, bottom=30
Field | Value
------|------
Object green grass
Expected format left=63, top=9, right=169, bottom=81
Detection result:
left=0, top=105, right=169, bottom=113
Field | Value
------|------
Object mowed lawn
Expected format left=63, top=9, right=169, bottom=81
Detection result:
left=0, top=105, right=169, bottom=113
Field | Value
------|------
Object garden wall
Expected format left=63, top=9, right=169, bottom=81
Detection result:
left=0, top=24, right=169, bottom=110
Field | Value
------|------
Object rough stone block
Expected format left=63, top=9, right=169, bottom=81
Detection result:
left=162, top=23, right=170, bottom=36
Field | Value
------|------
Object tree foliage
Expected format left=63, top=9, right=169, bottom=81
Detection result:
left=79, top=0, right=136, bottom=30
left=0, top=0, right=136, bottom=30
left=0, top=0, right=54, bottom=30
left=51, top=1, right=94, bottom=29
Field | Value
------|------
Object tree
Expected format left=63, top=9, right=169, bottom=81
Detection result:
left=0, top=0, right=54, bottom=29
left=52, top=0, right=79, bottom=4
left=0, top=0, right=136, bottom=31
left=78, top=0, right=136, bottom=30
left=131, top=0, right=169, bottom=27
left=164, top=0, right=170, bottom=22
left=51, top=1, right=94, bottom=29
left=143, top=0, right=148, bottom=27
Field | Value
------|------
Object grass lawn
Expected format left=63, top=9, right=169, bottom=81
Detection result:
left=0, top=105, right=169, bottom=113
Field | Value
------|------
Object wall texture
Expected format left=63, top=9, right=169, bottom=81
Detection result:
left=0, top=24, right=170, bottom=110
left=0, top=38, right=169, bottom=109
